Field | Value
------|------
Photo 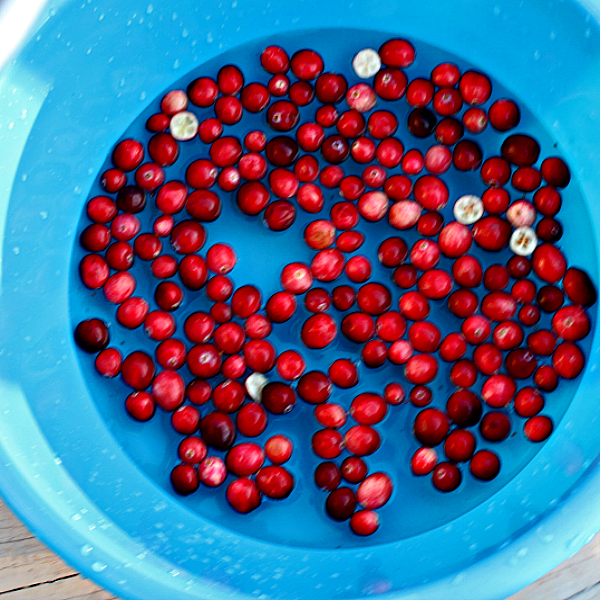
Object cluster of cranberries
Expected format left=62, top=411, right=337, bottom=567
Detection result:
left=74, top=37, right=596, bottom=536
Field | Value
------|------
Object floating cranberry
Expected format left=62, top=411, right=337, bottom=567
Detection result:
left=481, top=373, right=516, bottom=407
left=227, top=477, right=261, bottom=514
left=480, top=411, right=511, bottom=442
left=75, top=318, right=110, bottom=353
left=432, top=463, right=461, bottom=492
left=563, top=268, right=597, bottom=306
left=326, top=487, right=356, bottom=521
left=501, top=134, right=540, bottom=166
left=470, top=450, right=501, bottom=480
left=524, top=415, right=553, bottom=442
left=297, top=371, right=332, bottom=404
left=236, top=403, right=268, bottom=437
left=344, top=425, right=381, bottom=456
left=444, top=429, right=476, bottom=462
left=446, top=390, right=482, bottom=427
left=290, top=49, right=324, bottom=80
left=414, top=408, right=449, bottom=446
left=198, top=456, right=227, bottom=487
left=312, top=428, right=344, bottom=459
left=553, top=342, right=584, bottom=379
left=472, top=216, right=511, bottom=251
left=540, top=157, right=570, bottom=188
left=301, top=313, right=337, bottom=349
left=201, top=412, right=236, bottom=450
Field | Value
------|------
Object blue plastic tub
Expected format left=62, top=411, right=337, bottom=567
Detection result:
left=2, top=1, right=600, bottom=599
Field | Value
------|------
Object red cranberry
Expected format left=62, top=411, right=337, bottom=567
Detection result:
left=459, top=70, right=491, bottom=105
left=432, top=463, right=461, bottom=492
left=344, top=425, right=381, bottom=456
left=553, top=342, right=585, bottom=379
left=312, top=428, right=344, bottom=459
left=75, top=318, right=110, bottom=353
left=226, top=478, right=261, bottom=514
left=541, top=157, right=570, bottom=188
left=263, top=435, right=293, bottom=465
left=411, top=447, right=438, bottom=476
left=256, top=466, right=294, bottom=499
left=444, top=429, right=476, bottom=462
left=290, top=49, right=324, bottom=80
left=198, top=456, right=227, bottom=487
left=356, top=472, right=392, bottom=509
left=470, top=450, right=501, bottom=480
left=315, top=462, right=341, bottom=491
left=171, top=464, right=199, bottom=495
left=113, top=139, right=144, bottom=171
left=301, top=314, right=337, bottom=349
left=326, top=487, right=356, bottom=521
left=313, top=403, right=346, bottom=430
left=446, top=390, right=482, bottom=427
left=297, top=371, right=332, bottom=404
left=414, top=408, right=449, bottom=446
left=261, top=382, right=296, bottom=415
left=121, top=350, right=155, bottom=390
left=235, top=403, right=267, bottom=437
left=524, top=415, right=553, bottom=442
left=480, top=412, right=511, bottom=442
left=514, top=387, right=545, bottom=417
left=407, top=107, right=436, bottom=138
left=243, top=339, right=276, bottom=373
left=563, top=268, right=597, bottom=306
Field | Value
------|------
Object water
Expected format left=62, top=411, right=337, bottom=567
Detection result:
left=69, top=29, right=596, bottom=549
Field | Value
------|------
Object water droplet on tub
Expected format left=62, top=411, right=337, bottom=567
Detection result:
left=81, top=544, right=93, bottom=555
left=173, top=59, right=180, bottom=69
left=182, top=28, right=189, bottom=38
left=99, top=13, right=104, bottom=20
left=140, top=91, right=147, bottom=101
left=71, top=513, right=82, bottom=521
left=567, top=533, right=587, bottom=552
left=91, top=561, right=107, bottom=572
left=12, top=247, right=19, bottom=255
left=207, top=32, right=214, bottom=43
left=53, top=455, right=61, bottom=464
left=146, top=4, right=154, bottom=13
left=40, top=211, right=48, bottom=220
left=21, top=174, right=27, bottom=181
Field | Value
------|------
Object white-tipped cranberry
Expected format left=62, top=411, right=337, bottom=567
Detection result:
left=170, top=111, right=199, bottom=141
left=388, top=200, right=422, bottom=229
left=510, top=226, right=538, bottom=256
left=161, top=89, right=188, bottom=115
left=453, top=194, right=483, bottom=225
left=352, top=48, right=382, bottom=78
left=198, top=456, right=227, bottom=487
left=411, top=447, right=438, bottom=475
left=358, top=191, right=389, bottom=222
left=356, top=472, right=393, bottom=509
left=346, top=83, right=377, bottom=113
left=506, top=199, right=536, bottom=228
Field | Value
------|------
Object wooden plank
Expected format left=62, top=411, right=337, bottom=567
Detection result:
left=508, top=534, right=600, bottom=600
left=0, top=499, right=119, bottom=599
left=0, top=574, right=117, bottom=599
